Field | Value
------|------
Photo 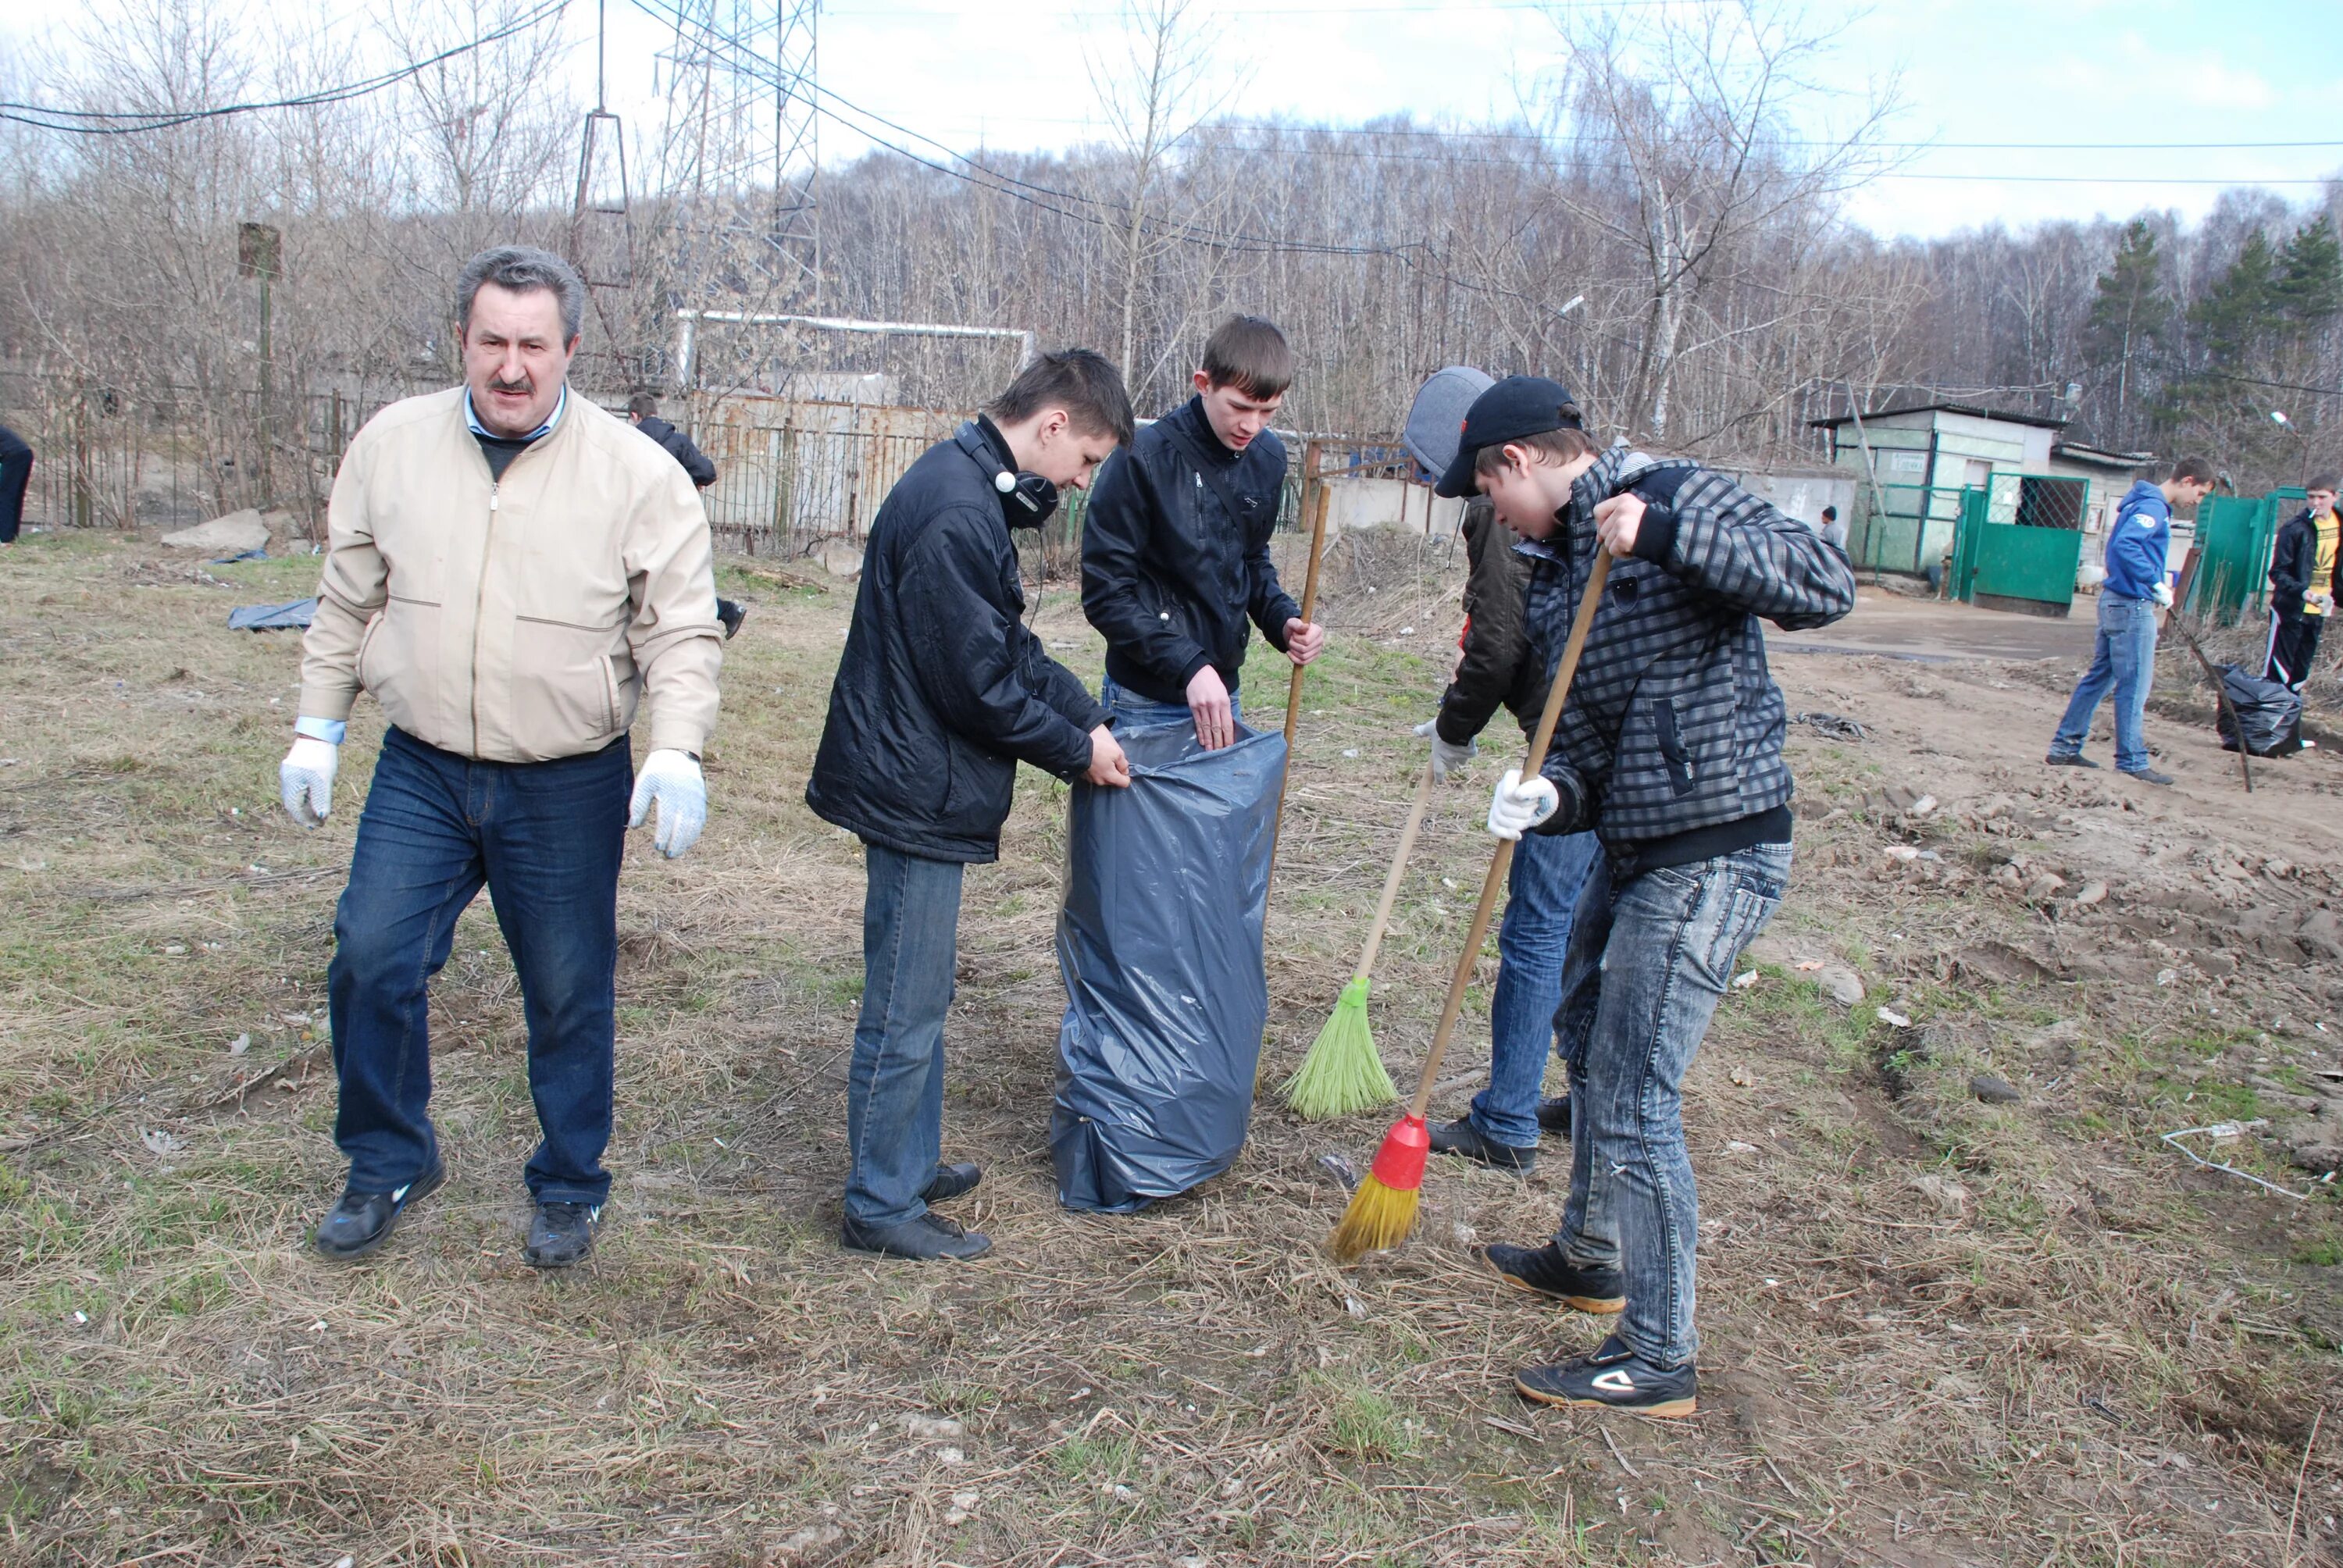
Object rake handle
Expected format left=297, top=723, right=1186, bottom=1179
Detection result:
left=1405, top=551, right=1613, bottom=1121
left=1353, top=760, right=1439, bottom=982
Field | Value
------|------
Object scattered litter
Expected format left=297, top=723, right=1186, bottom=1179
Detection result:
left=73, top=1310, right=87, bottom=1324
left=226, top=597, right=317, bottom=632
left=936, top=1446, right=965, bottom=1466
left=164, top=945, right=187, bottom=955
left=1726, top=1140, right=1760, bottom=1154
left=228, top=1033, right=250, bottom=1056
left=1399, top=625, right=1415, bottom=635
left=2160, top=1121, right=2308, bottom=1200
left=1795, top=960, right=1824, bottom=971
left=1885, top=844, right=1920, bottom=862
left=1731, top=969, right=1758, bottom=989
left=309, top=1319, right=328, bottom=1331
left=209, top=547, right=269, bottom=564
left=904, top=1415, right=965, bottom=1440
left=139, top=1127, right=187, bottom=1156
left=1050, top=641, right=1074, bottom=650
left=1909, top=793, right=1938, bottom=816
left=2156, top=968, right=2178, bottom=987
left=1341, top=748, right=1360, bottom=758
left=1316, top=1151, right=1360, bottom=1192
left=2074, top=881, right=2108, bottom=908
left=1788, top=711, right=1867, bottom=741
left=1878, top=1008, right=1912, bottom=1028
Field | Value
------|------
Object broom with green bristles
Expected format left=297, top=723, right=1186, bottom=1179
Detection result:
left=1281, top=759, right=1437, bottom=1119
left=1328, top=552, right=1612, bottom=1263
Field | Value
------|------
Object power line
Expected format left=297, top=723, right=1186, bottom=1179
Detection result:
left=0, top=0, right=570, bottom=136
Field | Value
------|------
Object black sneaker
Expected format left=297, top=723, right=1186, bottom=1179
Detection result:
left=1515, top=1335, right=1697, bottom=1419
left=1481, top=1242, right=1624, bottom=1313
left=2044, top=752, right=2100, bottom=769
left=1427, top=1116, right=1536, bottom=1173
left=523, top=1199, right=602, bottom=1268
left=920, top=1162, right=982, bottom=1205
left=716, top=598, right=748, bottom=640
left=1535, top=1096, right=1573, bottom=1136
left=315, top=1158, right=446, bottom=1260
left=840, top=1212, right=993, bottom=1260
left=2123, top=767, right=2174, bottom=786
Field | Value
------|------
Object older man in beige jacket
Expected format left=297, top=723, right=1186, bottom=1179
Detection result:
left=280, top=246, right=723, bottom=1269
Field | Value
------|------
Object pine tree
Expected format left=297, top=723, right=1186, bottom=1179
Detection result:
left=2084, top=219, right=2172, bottom=445
left=2277, top=213, right=2343, bottom=328
left=2191, top=229, right=2278, bottom=365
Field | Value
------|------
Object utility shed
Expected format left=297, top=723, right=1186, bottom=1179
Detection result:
left=1810, top=401, right=2149, bottom=578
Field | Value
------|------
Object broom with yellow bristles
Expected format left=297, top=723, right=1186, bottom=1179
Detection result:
left=1280, top=759, right=1437, bottom=1119
left=1328, top=551, right=1612, bottom=1263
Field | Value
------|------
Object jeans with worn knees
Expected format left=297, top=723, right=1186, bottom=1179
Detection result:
left=1100, top=675, right=1239, bottom=735
left=2049, top=593, right=2159, bottom=773
left=329, top=726, right=629, bottom=1203
left=1551, top=842, right=1791, bottom=1368
left=844, top=842, right=966, bottom=1228
left=1470, top=825, right=1601, bottom=1148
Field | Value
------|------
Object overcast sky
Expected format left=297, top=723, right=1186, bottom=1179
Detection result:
left=5, top=0, right=2334, bottom=240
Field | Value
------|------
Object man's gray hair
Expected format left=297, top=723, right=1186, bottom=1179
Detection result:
left=455, top=246, right=586, bottom=343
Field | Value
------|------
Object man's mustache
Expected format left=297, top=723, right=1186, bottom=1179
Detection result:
left=488, top=375, right=534, bottom=396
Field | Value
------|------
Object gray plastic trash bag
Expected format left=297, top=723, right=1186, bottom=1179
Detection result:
left=1051, top=719, right=1286, bottom=1213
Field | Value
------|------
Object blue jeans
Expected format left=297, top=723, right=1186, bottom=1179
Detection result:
left=844, top=843, right=966, bottom=1228
left=1100, top=675, right=1239, bottom=735
left=329, top=726, right=630, bottom=1203
left=1470, top=825, right=1600, bottom=1148
left=1551, top=842, right=1791, bottom=1368
left=2050, top=593, right=2158, bottom=773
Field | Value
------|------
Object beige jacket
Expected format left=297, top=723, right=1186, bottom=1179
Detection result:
left=298, top=387, right=723, bottom=763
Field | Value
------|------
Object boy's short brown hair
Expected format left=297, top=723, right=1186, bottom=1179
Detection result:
left=1472, top=419, right=1597, bottom=480
left=986, top=347, right=1136, bottom=445
left=2168, top=455, right=2216, bottom=485
left=1199, top=315, right=1294, bottom=401
left=2308, top=475, right=2339, bottom=494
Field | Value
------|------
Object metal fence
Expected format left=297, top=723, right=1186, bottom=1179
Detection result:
left=1, top=365, right=1394, bottom=568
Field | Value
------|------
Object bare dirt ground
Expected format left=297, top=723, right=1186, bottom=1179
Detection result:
left=4, top=527, right=2343, bottom=1566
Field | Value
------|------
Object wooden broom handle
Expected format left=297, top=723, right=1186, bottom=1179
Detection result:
left=1406, top=551, right=1612, bottom=1121
left=1354, top=760, right=1438, bottom=982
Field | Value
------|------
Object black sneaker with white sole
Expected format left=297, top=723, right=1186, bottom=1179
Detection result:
left=1481, top=1242, right=1625, bottom=1313
left=1514, top=1334, right=1697, bottom=1418
left=523, top=1199, right=603, bottom=1268
left=314, top=1157, right=446, bottom=1261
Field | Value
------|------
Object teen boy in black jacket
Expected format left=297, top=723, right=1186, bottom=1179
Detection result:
left=2268, top=478, right=2342, bottom=690
left=1080, top=315, right=1325, bottom=747
left=805, top=350, right=1136, bottom=1261
left=1436, top=376, right=1855, bottom=1418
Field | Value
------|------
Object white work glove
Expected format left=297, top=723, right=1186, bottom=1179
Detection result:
left=1412, top=718, right=1478, bottom=782
left=1487, top=768, right=1559, bottom=841
left=280, top=736, right=339, bottom=828
left=628, top=750, right=707, bottom=858
left=2152, top=581, right=2174, bottom=609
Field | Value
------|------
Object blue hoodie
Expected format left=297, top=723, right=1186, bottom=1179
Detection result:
left=2102, top=479, right=2170, bottom=601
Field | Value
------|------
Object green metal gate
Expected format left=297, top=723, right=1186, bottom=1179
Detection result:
left=2187, top=487, right=2302, bottom=625
left=1949, top=481, right=2084, bottom=615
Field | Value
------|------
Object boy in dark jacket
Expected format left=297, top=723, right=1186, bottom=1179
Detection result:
left=1432, top=376, right=1856, bottom=1417
left=1080, top=315, right=1324, bottom=746
left=805, top=351, right=1136, bottom=1261
left=2268, top=477, right=2341, bottom=691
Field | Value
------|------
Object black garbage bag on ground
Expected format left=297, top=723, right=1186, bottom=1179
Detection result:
left=2216, top=665, right=2305, bottom=757
left=1052, top=719, right=1285, bottom=1213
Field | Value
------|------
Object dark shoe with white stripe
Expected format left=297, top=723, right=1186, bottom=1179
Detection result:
left=921, top=1162, right=982, bottom=1205
left=523, top=1200, right=603, bottom=1269
left=1427, top=1116, right=1536, bottom=1173
left=1482, top=1242, right=1624, bottom=1313
left=1515, top=1335, right=1697, bottom=1418
left=314, top=1157, right=445, bottom=1261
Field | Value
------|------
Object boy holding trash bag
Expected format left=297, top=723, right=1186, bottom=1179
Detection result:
left=805, top=350, right=1136, bottom=1261
left=1432, top=376, right=1854, bottom=1417
left=1079, top=315, right=1325, bottom=742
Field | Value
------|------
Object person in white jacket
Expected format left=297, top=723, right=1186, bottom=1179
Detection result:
left=279, top=246, right=723, bottom=1269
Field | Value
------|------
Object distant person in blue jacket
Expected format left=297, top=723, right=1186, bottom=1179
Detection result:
left=2045, top=458, right=2218, bottom=784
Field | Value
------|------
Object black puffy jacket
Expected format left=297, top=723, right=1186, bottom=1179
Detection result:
left=2269, top=507, right=2343, bottom=622
left=633, top=415, right=716, bottom=489
left=1435, top=497, right=1546, bottom=743
left=805, top=419, right=1107, bottom=864
left=1080, top=397, right=1300, bottom=705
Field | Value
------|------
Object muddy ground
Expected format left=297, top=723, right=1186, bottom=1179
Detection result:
left=2, top=527, right=2341, bottom=1566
